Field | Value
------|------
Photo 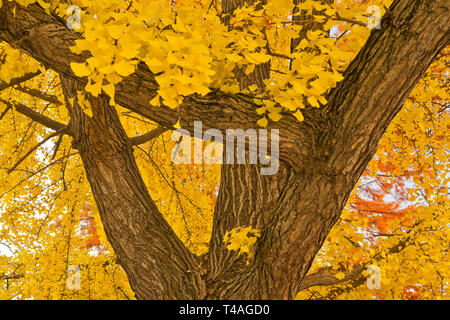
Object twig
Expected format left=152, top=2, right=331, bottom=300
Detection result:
left=0, top=274, right=24, bottom=281
left=13, top=85, right=62, bottom=106
left=0, top=98, right=67, bottom=131
left=8, top=126, right=69, bottom=174
left=0, top=70, right=42, bottom=92
left=129, top=126, right=169, bottom=146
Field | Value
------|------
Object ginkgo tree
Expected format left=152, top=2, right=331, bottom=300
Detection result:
left=0, top=0, right=448, bottom=299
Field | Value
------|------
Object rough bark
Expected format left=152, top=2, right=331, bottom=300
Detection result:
left=59, top=76, right=205, bottom=299
left=0, top=0, right=448, bottom=299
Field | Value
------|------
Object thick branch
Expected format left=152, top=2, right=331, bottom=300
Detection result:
left=299, top=220, right=422, bottom=294
left=0, top=2, right=276, bottom=136
left=222, top=0, right=270, bottom=90
left=298, top=266, right=366, bottom=291
left=324, top=0, right=450, bottom=178
left=0, top=2, right=166, bottom=125
left=0, top=1, right=319, bottom=169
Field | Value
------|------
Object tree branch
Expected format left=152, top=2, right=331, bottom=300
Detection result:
left=0, top=98, right=67, bottom=131
left=129, top=126, right=169, bottom=146
left=0, top=70, right=42, bottom=91
left=299, top=220, right=423, bottom=294
left=13, top=84, right=62, bottom=105
left=299, top=266, right=365, bottom=291
left=324, top=0, right=449, bottom=178
left=0, top=273, right=24, bottom=281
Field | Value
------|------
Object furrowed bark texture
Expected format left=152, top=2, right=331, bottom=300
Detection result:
left=1, top=0, right=448, bottom=299
left=59, top=77, right=205, bottom=299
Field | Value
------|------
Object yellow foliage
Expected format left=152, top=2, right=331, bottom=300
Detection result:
left=223, top=226, right=261, bottom=262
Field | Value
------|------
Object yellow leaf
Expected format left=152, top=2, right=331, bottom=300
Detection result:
left=307, top=96, right=320, bottom=108
left=86, top=79, right=102, bottom=97
left=245, top=64, right=255, bottom=75
left=256, top=106, right=267, bottom=115
left=226, top=54, right=243, bottom=63
left=106, top=25, right=124, bottom=40
left=71, top=62, right=91, bottom=77
left=268, top=111, right=282, bottom=122
left=257, top=117, right=268, bottom=128
left=150, top=95, right=160, bottom=106
left=335, top=272, right=345, bottom=280
left=293, top=110, right=304, bottom=122
left=113, top=61, right=136, bottom=77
